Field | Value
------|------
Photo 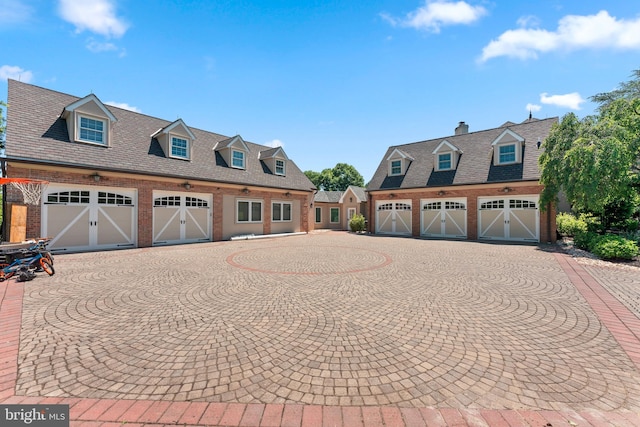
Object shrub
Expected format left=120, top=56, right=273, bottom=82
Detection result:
left=589, top=234, right=639, bottom=260
left=578, top=213, right=604, bottom=234
left=574, top=231, right=597, bottom=250
left=556, top=213, right=587, bottom=237
left=349, top=213, right=366, bottom=233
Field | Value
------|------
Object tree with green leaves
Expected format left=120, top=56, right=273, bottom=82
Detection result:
left=304, top=163, right=365, bottom=191
left=539, top=97, right=640, bottom=225
left=0, top=100, right=6, bottom=150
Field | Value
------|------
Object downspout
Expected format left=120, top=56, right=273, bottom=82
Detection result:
left=1, top=159, right=6, bottom=242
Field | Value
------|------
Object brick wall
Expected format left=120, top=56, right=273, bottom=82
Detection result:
left=369, top=184, right=557, bottom=243
left=5, top=165, right=313, bottom=246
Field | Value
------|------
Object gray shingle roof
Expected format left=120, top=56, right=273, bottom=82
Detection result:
left=5, top=80, right=315, bottom=192
left=314, top=191, right=343, bottom=203
left=367, top=117, right=557, bottom=191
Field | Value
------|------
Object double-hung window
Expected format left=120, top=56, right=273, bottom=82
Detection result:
left=79, top=116, right=106, bottom=144
left=272, top=202, right=292, bottom=222
left=498, top=144, right=516, bottom=164
left=275, top=159, right=285, bottom=175
left=330, top=207, right=340, bottom=223
left=438, top=153, right=452, bottom=170
left=390, top=160, right=402, bottom=175
left=171, top=136, right=189, bottom=159
left=315, top=207, right=322, bottom=223
left=237, top=200, right=262, bottom=222
left=232, top=150, right=245, bottom=169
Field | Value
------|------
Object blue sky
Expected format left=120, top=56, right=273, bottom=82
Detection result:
left=2, top=1, right=640, bottom=182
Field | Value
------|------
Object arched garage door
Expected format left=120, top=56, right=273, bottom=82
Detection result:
left=421, top=198, right=467, bottom=238
left=42, top=185, right=137, bottom=252
left=478, top=196, right=539, bottom=242
left=152, top=191, right=212, bottom=246
left=375, top=200, right=412, bottom=235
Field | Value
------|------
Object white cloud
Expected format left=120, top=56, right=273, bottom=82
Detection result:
left=86, top=39, right=118, bottom=53
left=0, top=0, right=33, bottom=24
left=382, top=0, right=487, bottom=33
left=540, top=92, right=585, bottom=110
left=58, top=0, right=128, bottom=38
left=105, top=101, right=141, bottom=113
left=480, top=10, right=640, bottom=62
left=526, top=103, right=542, bottom=112
left=0, top=65, right=33, bottom=83
left=265, top=139, right=284, bottom=148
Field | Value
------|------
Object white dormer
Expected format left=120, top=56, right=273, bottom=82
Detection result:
left=214, top=135, right=250, bottom=170
left=151, top=119, right=196, bottom=160
left=386, top=148, right=414, bottom=176
left=259, top=146, right=289, bottom=176
left=432, top=140, right=462, bottom=172
left=61, top=94, right=117, bottom=146
left=491, top=129, right=525, bottom=166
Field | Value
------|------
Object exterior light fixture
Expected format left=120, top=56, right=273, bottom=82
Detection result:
left=183, top=182, right=191, bottom=190
left=92, top=173, right=101, bottom=182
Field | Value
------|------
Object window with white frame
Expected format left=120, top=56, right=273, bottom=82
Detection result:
left=272, top=202, right=292, bottom=222
left=315, top=207, right=322, bottom=223
left=498, top=144, right=517, bottom=164
left=237, top=200, right=262, bottom=222
left=275, top=159, right=285, bottom=175
left=390, top=159, right=402, bottom=175
left=330, top=207, right=340, bottom=223
left=438, top=152, right=452, bottom=170
left=78, top=115, right=106, bottom=144
left=171, top=136, right=189, bottom=159
left=232, top=150, right=245, bottom=169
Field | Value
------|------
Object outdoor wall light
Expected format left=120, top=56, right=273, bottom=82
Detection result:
left=242, top=187, right=250, bottom=194
left=502, top=187, right=513, bottom=193
left=92, top=172, right=101, bottom=182
left=183, top=182, right=191, bottom=190
left=437, top=190, right=446, bottom=196
left=284, top=191, right=291, bottom=197
left=389, top=193, right=396, bottom=198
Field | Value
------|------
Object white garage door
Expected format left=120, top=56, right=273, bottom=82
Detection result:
left=153, top=191, right=212, bottom=246
left=478, top=196, right=539, bottom=242
left=43, top=185, right=137, bottom=252
left=375, top=200, right=412, bottom=235
left=421, top=198, right=467, bottom=238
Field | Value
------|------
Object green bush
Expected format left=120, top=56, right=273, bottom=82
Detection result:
left=589, top=234, right=639, bottom=260
left=574, top=231, right=597, bottom=250
left=578, top=213, right=604, bottom=234
left=556, top=213, right=587, bottom=236
left=349, top=213, right=366, bottom=233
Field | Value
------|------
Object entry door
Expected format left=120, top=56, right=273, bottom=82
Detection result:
left=347, top=207, right=356, bottom=228
left=43, top=186, right=137, bottom=252
left=478, top=197, right=539, bottom=242
left=152, top=192, right=212, bottom=245
left=376, top=200, right=412, bottom=235
left=421, top=198, right=467, bottom=238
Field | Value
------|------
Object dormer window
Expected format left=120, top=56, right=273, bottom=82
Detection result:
left=78, top=115, right=106, bottom=144
left=491, top=129, right=524, bottom=166
left=232, top=150, right=245, bottom=169
left=498, top=144, right=516, bottom=164
left=275, top=159, right=285, bottom=175
left=171, top=136, right=189, bottom=159
left=390, top=160, right=402, bottom=175
left=438, top=153, right=452, bottom=170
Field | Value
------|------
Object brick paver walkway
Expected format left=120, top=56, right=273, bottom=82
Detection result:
left=1, top=232, right=640, bottom=426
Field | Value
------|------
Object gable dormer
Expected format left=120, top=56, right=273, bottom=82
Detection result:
left=491, top=129, right=525, bottom=166
left=150, top=119, right=196, bottom=160
left=432, top=140, right=462, bottom=171
left=386, top=148, right=414, bottom=176
left=214, top=135, right=250, bottom=170
left=259, top=146, right=289, bottom=176
left=61, top=94, right=117, bottom=146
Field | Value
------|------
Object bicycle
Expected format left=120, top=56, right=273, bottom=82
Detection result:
left=0, top=239, right=55, bottom=282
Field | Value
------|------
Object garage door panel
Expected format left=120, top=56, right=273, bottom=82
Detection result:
left=376, top=201, right=412, bottom=235
left=48, top=206, right=90, bottom=249
left=509, top=209, right=537, bottom=240
left=478, top=196, right=539, bottom=242
left=185, top=208, right=209, bottom=240
left=153, top=207, right=181, bottom=242
left=152, top=192, right=212, bottom=245
left=396, top=211, right=412, bottom=234
left=444, top=210, right=466, bottom=236
left=97, top=206, right=135, bottom=246
left=421, top=210, right=440, bottom=235
left=480, top=210, right=506, bottom=239
left=377, top=210, right=393, bottom=233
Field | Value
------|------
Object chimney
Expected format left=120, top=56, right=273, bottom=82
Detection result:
left=455, top=121, right=469, bottom=135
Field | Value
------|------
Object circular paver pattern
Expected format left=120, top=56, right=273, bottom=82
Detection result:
left=14, top=233, right=640, bottom=412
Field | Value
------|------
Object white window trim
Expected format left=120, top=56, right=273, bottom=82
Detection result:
left=389, top=159, right=403, bottom=176
left=315, top=207, right=322, bottom=223
left=497, top=143, right=518, bottom=165
left=272, top=201, right=292, bottom=222
left=236, top=199, right=262, bottom=223
left=330, top=207, right=340, bottom=223
left=275, top=159, right=286, bottom=175
left=77, top=113, right=108, bottom=146
left=170, top=134, right=190, bottom=160
left=231, top=149, right=246, bottom=169
left=436, top=152, right=453, bottom=171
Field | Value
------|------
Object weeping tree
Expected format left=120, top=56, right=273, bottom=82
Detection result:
left=304, top=163, right=365, bottom=191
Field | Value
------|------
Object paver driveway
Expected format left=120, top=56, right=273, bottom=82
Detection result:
left=1, top=231, right=640, bottom=426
